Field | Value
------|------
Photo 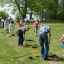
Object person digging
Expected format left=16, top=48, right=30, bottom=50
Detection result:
left=16, top=27, right=29, bottom=46
left=38, top=26, right=52, bottom=60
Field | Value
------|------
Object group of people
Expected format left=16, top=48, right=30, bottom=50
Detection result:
left=0, top=17, right=63, bottom=61
left=16, top=19, right=40, bottom=46
left=16, top=18, right=52, bottom=60
left=16, top=19, right=64, bottom=60
left=0, top=16, right=15, bottom=36
left=33, top=19, right=52, bottom=60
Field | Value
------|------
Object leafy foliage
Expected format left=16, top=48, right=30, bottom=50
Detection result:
left=0, top=0, right=64, bottom=21
left=57, top=11, right=64, bottom=20
left=0, top=11, right=9, bottom=20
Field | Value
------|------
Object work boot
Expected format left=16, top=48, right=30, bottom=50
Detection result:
left=44, top=57, right=51, bottom=61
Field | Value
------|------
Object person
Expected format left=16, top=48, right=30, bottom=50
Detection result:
left=1, top=19, right=4, bottom=28
left=61, top=34, right=64, bottom=48
left=4, top=20, right=9, bottom=33
left=8, top=16, right=13, bottom=23
left=34, top=19, right=39, bottom=36
left=9, top=20, right=15, bottom=36
left=38, top=26, right=51, bottom=60
left=19, top=20, right=24, bottom=27
left=24, top=17, right=28, bottom=24
left=16, top=27, right=29, bottom=46
left=0, top=17, right=4, bottom=28
left=7, top=16, right=15, bottom=36
left=0, top=17, right=2, bottom=28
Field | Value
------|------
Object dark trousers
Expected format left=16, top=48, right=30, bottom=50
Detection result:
left=16, top=31, right=23, bottom=46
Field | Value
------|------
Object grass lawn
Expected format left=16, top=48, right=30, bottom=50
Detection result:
left=0, top=21, right=64, bottom=64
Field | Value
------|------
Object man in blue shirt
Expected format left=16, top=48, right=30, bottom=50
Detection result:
left=38, top=26, right=51, bottom=60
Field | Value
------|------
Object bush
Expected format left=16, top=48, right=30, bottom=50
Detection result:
left=0, top=11, right=9, bottom=20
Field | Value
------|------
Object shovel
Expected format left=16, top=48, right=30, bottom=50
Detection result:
left=48, top=33, right=51, bottom=53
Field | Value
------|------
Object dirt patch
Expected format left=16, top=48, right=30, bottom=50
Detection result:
left=47, top=52, right=63, bottom=64
left=48, top=53, right=59, bottom=59
left=35, top=54, right=59, bottom=59
left=16, top=57, right=26, bottom=61
left=23, top=43, right=38, bottom=48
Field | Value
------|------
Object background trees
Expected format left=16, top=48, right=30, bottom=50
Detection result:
left=0, top=0, right=64, bottom=21
left=0, top=11, right=9, bottom=20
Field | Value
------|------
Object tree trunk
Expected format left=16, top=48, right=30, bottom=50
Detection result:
left=29, top=13, right=32, bottom=20
left=54, top=0, right=58, bottom=19
left=40, top=10, right=44, bottom=21
left=40, top=0, right=44, bottom=21
left=63, top=0, right=64, bottom=11
left=22, top=15, right=26, bottom=21
left=23, top=0, right=27, bottom=20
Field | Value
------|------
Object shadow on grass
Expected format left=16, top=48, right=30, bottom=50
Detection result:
left=36, top=53, right=64, bottom=62
left=47, top=53, right=64, bottom=61
left=47, top=56, right=64, bottom=62
left=56, top=57, right=64, bottom=61
left=25, top=39, right=35, bottom=42
left=16, top=55, right=64, bottom=62
left=49, top=58, right=64, bottom=62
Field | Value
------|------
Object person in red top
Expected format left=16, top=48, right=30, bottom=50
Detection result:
left=34, top=19, right=40, bottom=36
left=19, top=21, right=24, bottom=27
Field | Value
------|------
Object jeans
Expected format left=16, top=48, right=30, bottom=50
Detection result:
left=39, top=33, right=49, bottom=59
left=16, top=31, right=23, bottom=46
left=62, top=43, right=64, bottom=48
left=34, top=26, right=38, bottom=35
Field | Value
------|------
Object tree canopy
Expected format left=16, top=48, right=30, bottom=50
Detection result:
left=0, top=11, right=9, bottom=20
left=0, top=0, right=64, bottom=21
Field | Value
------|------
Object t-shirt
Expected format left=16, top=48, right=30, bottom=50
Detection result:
left=18, top=27, right=26, bottom=35
left=34, top=21, right=39, bottom=26
left=39, top=26, right=51, bottom=34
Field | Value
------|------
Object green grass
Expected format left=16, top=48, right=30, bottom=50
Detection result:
left=0, top=21, right=64, bottom=64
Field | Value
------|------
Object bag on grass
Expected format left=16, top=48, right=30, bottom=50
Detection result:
left=32, top=28, right=35, bottom=32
